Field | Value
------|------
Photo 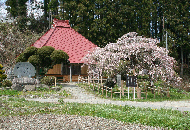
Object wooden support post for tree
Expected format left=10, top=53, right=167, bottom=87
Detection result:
left=121, top=80, right=124, bottom=96
left=120, top=87, right=121, bottom=99
left=158, top=87, right=160, bottom=95
left=167, top=87, right=170, bottom=97
left=93, top=75, right=94, bottom=87
left=88, top=76, right=89, bottom=84
left=55, top=77, right=56, bottom=87
left=106, top=86, right=107, bottom=98
left=78, top=76, right=79, bottom=84
left=137, top=84, right=141, bottom=99
left=154, top=88, right=155, bottom=99
left=111, top=87, right=113, bottom=99
left=146, top=88, right=147, bottom=99
left=98, top=84, right=99, bottom=93
left=101, top=76, right=102, bottom=86
left=102, top=85, right=103, bottom=95
left=160, top=88, right=162, bottom=98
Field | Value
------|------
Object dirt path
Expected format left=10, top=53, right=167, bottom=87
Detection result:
left=26, top=83, right=190, bottom=112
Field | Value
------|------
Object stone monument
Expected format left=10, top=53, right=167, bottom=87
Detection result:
left=12, top=62, right=37, bottom=91
left=13, top=62, right=36, bottom=78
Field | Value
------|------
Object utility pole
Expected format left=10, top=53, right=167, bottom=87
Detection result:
left=49, top=0, right=52, bottom=29
left=163, top=16, right=168, bottom=54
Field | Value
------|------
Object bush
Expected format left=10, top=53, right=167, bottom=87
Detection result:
left=16, top=53, right=27, bottom=62
left=28, top=55, right=41, bottom=66
left=2, top=80, right=12, bottom=87
left=104, top=78, right=116, bottom=88
left=23, top=46, right=38, bottom=59
left=37, top=46, right=55, bottom=58
left=40, top=76, right=56, bottom=86
left=0, top=64, right=7, bottom=82
left=50, top=50, right=69, bottom=64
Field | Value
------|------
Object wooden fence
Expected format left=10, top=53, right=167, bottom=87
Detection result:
left=78, top=76, right=170, bottom=99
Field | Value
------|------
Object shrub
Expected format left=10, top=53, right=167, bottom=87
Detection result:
left=104, top=78, right=116, bottom=88
left=2, top=80, right=12, bottom=87
left=0, top=64, right=7, bottom=82
left=16, top=53, right=27, bottom=62
left=40, top=76, right=56, bottom=86
left=37, top=46, right=55, bottom=58
left=28, top=55, right=41, bottom=66
left=50, top=50, right=69, bottom=64
left=23, top=46, right=38, bottom=59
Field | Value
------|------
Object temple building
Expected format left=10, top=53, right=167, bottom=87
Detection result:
left=32, top=18, right=97, bottom=82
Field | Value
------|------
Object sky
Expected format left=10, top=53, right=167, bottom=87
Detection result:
left=0, top=0, right=43, bottom=20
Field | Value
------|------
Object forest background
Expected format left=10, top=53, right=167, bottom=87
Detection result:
left=1, top=0, right=189, bottom=79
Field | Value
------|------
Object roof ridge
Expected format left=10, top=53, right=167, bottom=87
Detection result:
left=42, top=27, right=57, bottom=47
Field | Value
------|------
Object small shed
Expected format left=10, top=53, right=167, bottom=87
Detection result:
left=32, top=18, right=97, bottom=82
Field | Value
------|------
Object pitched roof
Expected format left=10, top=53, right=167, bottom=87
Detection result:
left=32, top=18, right=97, bottom=63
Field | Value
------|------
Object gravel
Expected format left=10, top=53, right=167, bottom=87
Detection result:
left=0, top=114, right=167, bottom=130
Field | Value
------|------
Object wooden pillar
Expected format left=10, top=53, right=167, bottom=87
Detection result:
left=137, top=85, right=141, bottom=99
left=78, top=76, right=79, bottom=84
left=106, top=86, right=107, bottom=98
left=55, top=77, right=56, bottom=87
left=88, top=76, right=89, bottom=84
left=101, top=76, right=102, bottom=86
left=121, top=80, right=124, bottom=96
left=167, top=87, right=170, bottom=97
left=98, top=84, right=99, bottom=93
left=120, top=87, right=121, bottom=99
left=146, top=88, right=147, bottom=99
left=70, top=64, right=72, bottom=82
left=102, top=85, right=103, bottom=95
left=111, top=87, right=112, bottom=99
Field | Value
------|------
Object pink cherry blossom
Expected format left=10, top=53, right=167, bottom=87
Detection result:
left=82, top=32, right=182, bottom=86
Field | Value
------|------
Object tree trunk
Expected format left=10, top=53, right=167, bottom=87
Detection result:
left=36, top=66, right=39, bottom=80
left=180, top=47, right=183, bottom=77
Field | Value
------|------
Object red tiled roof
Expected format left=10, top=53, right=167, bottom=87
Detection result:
left=32, top=18, right=97, bottom=63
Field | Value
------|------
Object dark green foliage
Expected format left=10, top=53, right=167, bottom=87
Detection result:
left=16, top=47, right=38, bottom=63
left=16, top=53, right=27, bottom=63
left=16, top=46, right=69, bottom=76
left=37, top=46, right=55, bottom=59
left=50, top=50, right=69, bottom=65
left=104, top=78, right=116, bottom=88
left=27, top=15, right=49, bottom=33
left=23, top=46, right=38, bottom=60
left=6, top=0, right=28, bottom=31
left=48, top=0, right=59, bottom=15
left=137, top=75, right=149, bottom=80
left=40, top=76, right=56, bottom=86
left=2, top=80, right=12, bottom=87
left=37, top=46, right=55, bottom=68
left=5, top=0, right=18, bottom=18
left=5, top=0, right=28, bottom=17
left=28, top=55, right=41, bottom=67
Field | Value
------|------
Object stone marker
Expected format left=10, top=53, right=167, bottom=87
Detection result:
left=13, top=62, right=36, bottom=78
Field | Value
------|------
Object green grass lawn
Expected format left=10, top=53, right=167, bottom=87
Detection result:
left=77, top=83, right=190, bottom=102
left=0, top=97, right=189, bottom=129
left=0, top=85, right=71, bottom=98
